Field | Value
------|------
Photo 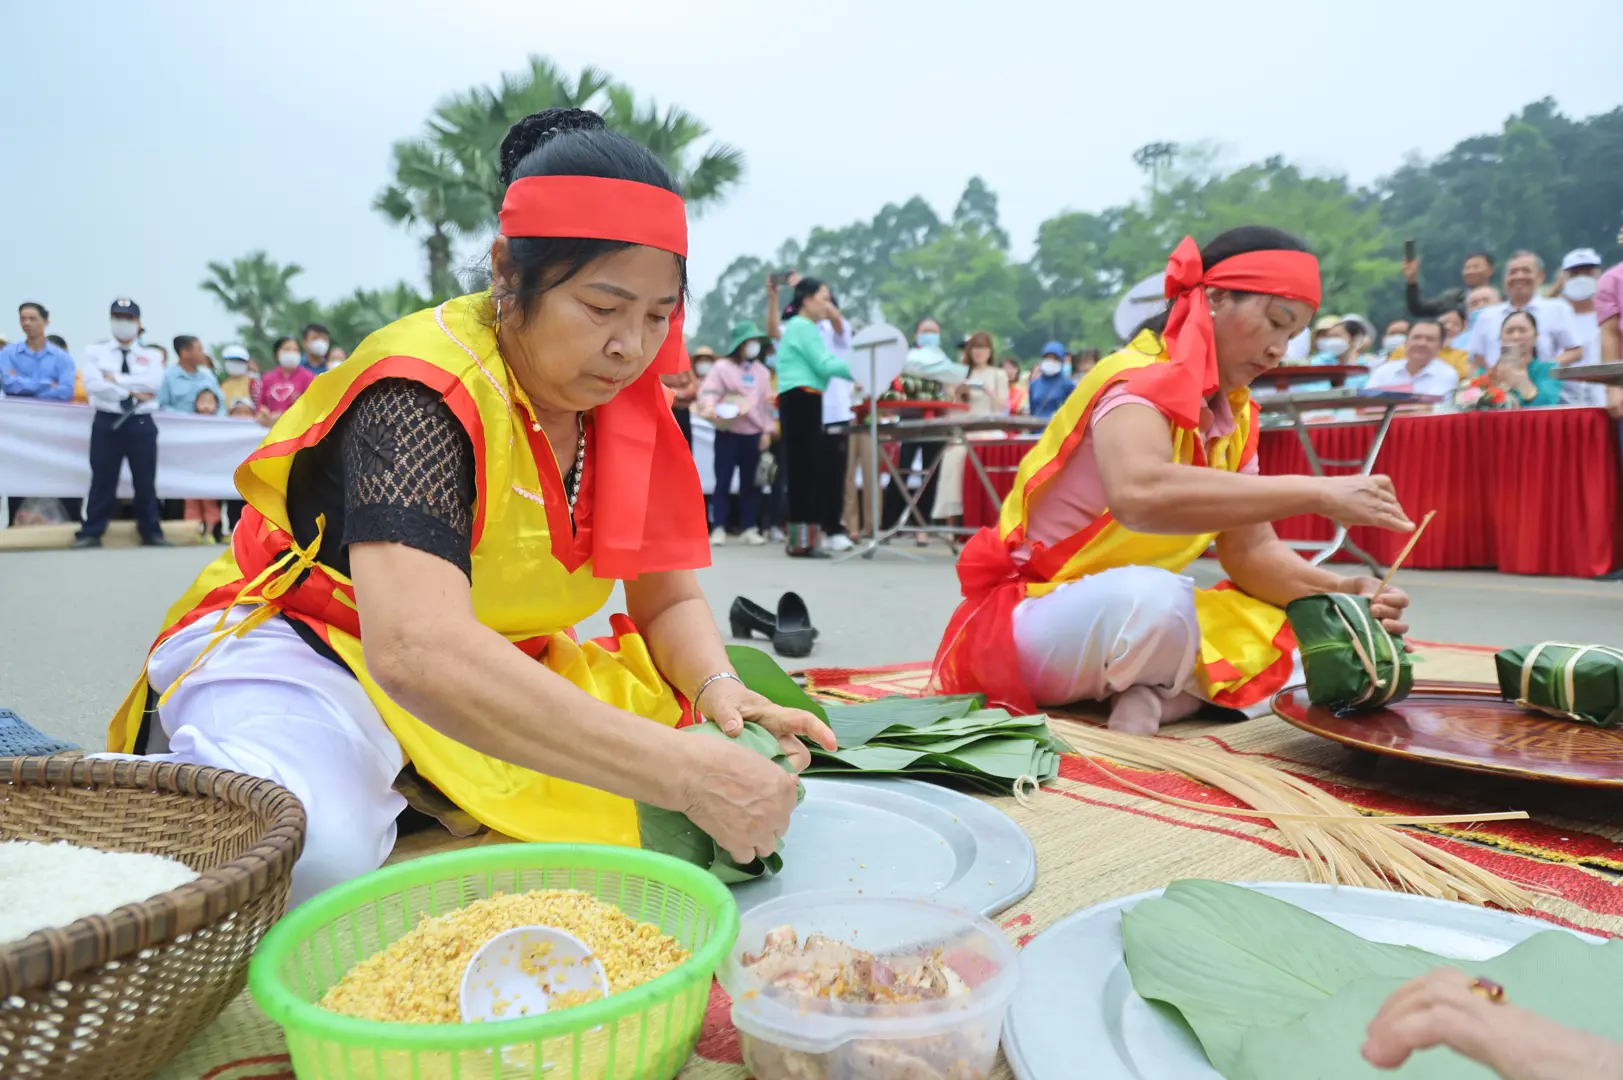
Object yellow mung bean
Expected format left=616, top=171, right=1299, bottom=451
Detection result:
left=319, top=889, right=689, bottom=1024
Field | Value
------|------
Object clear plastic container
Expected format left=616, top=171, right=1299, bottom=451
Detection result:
left=717, top=892, right=1019, bottom=1080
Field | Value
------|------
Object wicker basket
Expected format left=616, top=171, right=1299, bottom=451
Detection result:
left=0, top=757, right=306, bottom=1080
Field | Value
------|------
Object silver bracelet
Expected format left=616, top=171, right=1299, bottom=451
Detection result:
left=692, top=671, right=743, bottom=711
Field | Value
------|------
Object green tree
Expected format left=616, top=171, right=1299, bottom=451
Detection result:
left=379, top=55, right=745, bottom=296
left=200, top=251, right=303, bottom=362
left=374, top=141, right=491, bottom=302
left=1484, top=121, right=1561, bottom=261
left=599, top=85, right=744, bottom=214
left=953, top=176, right=1009, bottom=249
left=693, top=254, right=769, bottom=350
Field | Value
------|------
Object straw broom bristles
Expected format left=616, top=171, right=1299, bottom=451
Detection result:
left=1060, top=724, right=1537, bottom=910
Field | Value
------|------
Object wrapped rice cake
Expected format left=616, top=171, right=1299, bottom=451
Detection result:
left=1286, top=593, right=1412, bottom=714
left=1495, top=642, right=1623, bottom=728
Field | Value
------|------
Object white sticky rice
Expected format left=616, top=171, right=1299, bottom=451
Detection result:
left=0, top=840, right=199, bottom=945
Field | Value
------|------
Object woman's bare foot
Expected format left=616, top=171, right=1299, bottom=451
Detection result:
left=1108, top=685, right=1164, bottom=736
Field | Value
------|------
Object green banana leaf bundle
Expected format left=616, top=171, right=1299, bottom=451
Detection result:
left=1123, top=880, right=1623, bottom=1079
left=1287, top=593, right=1413, bottom=714
left=727, top=645, right=1066, bottom=794
left=634, top=721, right=802, bottom=883
left=1495, top=642, right=1623, bottom=728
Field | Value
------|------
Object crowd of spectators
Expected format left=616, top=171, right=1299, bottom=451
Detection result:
left=1, top=297, right=348, bottom=539
left=9, top=234, right=1622, bottom=550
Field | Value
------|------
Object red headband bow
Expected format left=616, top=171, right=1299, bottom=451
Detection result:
left=498, top=174, right=705, bottom=579
left=1126, top=236, right=1321, bottom=429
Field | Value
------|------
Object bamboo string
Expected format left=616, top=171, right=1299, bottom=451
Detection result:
left=1060, top=724, right=1537, bottom=910
left=1376, top=508, right=1437, bottom=598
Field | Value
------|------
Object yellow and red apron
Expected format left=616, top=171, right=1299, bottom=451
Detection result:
left=108, top=294, right=704, bottom=847
left=931, top=330, right=1295, bottom=713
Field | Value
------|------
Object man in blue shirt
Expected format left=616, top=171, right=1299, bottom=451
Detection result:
left=1, top=302, right=76, bottom=401
left=1026, top=341, right=1077, bottom=420
left=158, top=334, right=222, bottom=412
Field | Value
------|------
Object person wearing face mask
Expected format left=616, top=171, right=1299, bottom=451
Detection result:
left=256, top=336, right=316, bottom=426
left=1027, top=342, right=1077, bottom=420
left=1550, top=248, right=1606, bottom=407
left=325, top=345, right=348, bottom=371
left=933, top=227, right=1414, bottom=734
left=73, top=298, right=170, bottom=548
left=217, top=344, right=262, bottom=409
left=300, top=323, right=332, bottom=375
left=698, top=322, right=774, bottom=546
left=1378, top=319, right=1410, bottom=362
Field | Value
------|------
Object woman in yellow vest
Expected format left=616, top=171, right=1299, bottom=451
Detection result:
left=105, top=108, right=833, bottom=904
left=932, top=227, right=1416, bottom=734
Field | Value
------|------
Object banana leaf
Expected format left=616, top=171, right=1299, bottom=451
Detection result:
left=1287, top=594, right=1413, bottom=714
left=634, top=721, right=801, bottom=883
left=725, top=644, right=828, bottom=724
left=1124, top=880, right=1623, bottom=1079
left=1494, top=642, right=1623, bottom=728
left=820, top=694, right=985, bottom=748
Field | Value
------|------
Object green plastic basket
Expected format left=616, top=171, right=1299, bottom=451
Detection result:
left=247, top=844, right=739, bottom=1080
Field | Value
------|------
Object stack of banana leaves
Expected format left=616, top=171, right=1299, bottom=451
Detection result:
left=729, top=646, right=1068, bottom=794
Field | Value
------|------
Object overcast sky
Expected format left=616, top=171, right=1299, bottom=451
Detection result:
left=5, top=0, right=1621, bottom=355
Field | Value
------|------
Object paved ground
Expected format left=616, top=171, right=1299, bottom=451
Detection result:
left=3, top=539, right=1620, bottom=751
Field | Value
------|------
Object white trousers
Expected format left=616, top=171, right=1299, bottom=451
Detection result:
left=1012, top=565, right=1201, bottom=710
left=1010, top=565, right=1296, bottom=719
left=111, top=610, right=407, bottom=907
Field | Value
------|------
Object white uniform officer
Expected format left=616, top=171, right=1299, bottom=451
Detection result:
left=73, top=298, right=171, bottom=547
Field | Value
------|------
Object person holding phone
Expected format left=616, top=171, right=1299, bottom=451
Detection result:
left=1460, top=310, right=1562, bottom=408
left=1402, top=244, right=1496, bottom=319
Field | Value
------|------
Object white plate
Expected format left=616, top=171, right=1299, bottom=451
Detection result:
left=729, top=776, right=1036, bottom=918
left=1003, top=882, right=1598, bottom=1080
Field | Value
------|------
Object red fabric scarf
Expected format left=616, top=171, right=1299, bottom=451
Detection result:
left=499, top=175, right=706, bottom=580
left=1119, top=237, right=1322, bottom=430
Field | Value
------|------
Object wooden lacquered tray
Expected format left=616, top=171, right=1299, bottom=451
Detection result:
left=1271, top=681, right=1623, bottom=788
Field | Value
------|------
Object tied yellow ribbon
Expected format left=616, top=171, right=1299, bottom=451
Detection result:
left=156, top=515, right=328, bottom=705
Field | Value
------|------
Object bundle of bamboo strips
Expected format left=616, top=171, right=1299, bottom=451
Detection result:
left=1059, top=723, right=1536, bottom=910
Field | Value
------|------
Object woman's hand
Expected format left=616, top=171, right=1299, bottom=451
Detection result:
left=680, top=735, right=804, bottom=865
left=1344, top=576, right=1412, bottom=636
left=1317, top=475, right=1414, bottom=532
left=1363, top=968, right=1623, bottom=1079
left=698, top=677, right=837, bottom=772
left=759, top=431, right=772, bottom=452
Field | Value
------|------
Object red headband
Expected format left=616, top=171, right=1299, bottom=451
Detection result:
left=1125, top=236, right=1321, bottom=429
left=499, top=175, right=687, bottom=257
left=496, top=173, right=707, bottom=579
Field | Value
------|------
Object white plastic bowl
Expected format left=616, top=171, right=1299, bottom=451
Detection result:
left=718, top=892, right=1019, bottom=1079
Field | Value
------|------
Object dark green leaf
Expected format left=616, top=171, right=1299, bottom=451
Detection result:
left=725, top=645, right=828, bottom=725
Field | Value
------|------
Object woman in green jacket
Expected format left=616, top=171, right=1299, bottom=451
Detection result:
left=775, top=278, right=853, bottom=556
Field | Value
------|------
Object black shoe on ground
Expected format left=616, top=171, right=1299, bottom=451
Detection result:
left=72, top=535, right=102, bottom=549
left=729, top=596, right=776, bottom=639
left=140, top=535, right=173, bottom=547
left=773, top=591, right=816, bottom=658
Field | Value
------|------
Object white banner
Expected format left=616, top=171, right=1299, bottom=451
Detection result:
left=0, top=397, right=266, bottom=500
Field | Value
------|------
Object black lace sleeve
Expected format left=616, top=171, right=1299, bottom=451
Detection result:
left=339, top=379, right=477, bottom=577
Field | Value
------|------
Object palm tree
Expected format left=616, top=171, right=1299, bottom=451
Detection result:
left=200, top=252, right=303, bottom=362
left=427, top=57, right=612, bottom=218
left=598, top=84, right=744, bottom=214
left=374, top=141, right=490, bottom=301
left=375, top=56, right=746, bottom=288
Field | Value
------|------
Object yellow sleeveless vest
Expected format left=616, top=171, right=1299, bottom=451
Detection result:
left=108, top=295, right=684, bottom=846
left=937, top=332, right=1292, bottom=709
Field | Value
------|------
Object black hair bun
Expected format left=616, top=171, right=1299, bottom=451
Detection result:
left=499, top=108, right=607, bottom=184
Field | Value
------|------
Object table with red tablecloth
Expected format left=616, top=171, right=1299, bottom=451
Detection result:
left=960, top=407, right=1622, bottom=578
